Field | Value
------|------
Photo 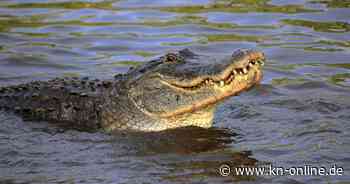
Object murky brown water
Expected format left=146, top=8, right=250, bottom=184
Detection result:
left=0, top=0, right=349, bottom=183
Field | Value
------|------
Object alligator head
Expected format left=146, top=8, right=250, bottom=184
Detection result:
left=104, top=49, right=265, bottom=131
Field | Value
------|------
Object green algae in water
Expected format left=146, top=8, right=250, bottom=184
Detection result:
left=29, top=42, right=56, bottom=48
left=162, top=42, right=196, bottom=46
left=114, top=61, right=143, bottom=66
left=328, top=73, right=350, bottom=87
left=63, top=72, right=81, bottom=78
left=0, top=17, right=114, bottom=33
left=98, top=61, right=143, bottom=68
left=133, top=51, right=158, bottom=57
left=303, top=47, right=344, bottom=52
left=326, top=63, right=350, bottom=69
left=5, top=1, right=114, bottom=10
left=318, top=40, right=350, bottom=48
left=310, top=0, right=350, bottom=8
left=162, top=33, right=267, bottom=46
left=205, top=34, right=265, bottom=42
left=281, top=19, right=350, bottom=33
left=272, top=77, right=308, bottom=86
left=329, top=73, right=350, bottom=84
left=0, top=18, right=44, bottom=32
left=139, top=15, right=276, bottom=30
left=161, top=0, right=319, bottom=14
left=261, top=39, right=350, bottom=52
left=16, top=32, right=53, bottom=38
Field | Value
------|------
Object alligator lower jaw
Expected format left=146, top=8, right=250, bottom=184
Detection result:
left=157, top=67, right=263, bottom=118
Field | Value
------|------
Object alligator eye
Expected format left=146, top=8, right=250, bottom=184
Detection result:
left=163, top=53, right=178, bottom=63
left=162, top=53, right=185, bottom=64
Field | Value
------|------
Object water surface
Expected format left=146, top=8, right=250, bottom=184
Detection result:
left=0, top=0, right=349, bottom=183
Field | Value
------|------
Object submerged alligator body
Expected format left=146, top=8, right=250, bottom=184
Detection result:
left=0, top=49, right=265, bottom=132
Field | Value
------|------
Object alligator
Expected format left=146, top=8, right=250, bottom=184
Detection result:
left=0, top=49, right=265, bottom=132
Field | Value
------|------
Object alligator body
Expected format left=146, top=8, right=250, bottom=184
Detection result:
left=0, top=49, right=265, bottom=132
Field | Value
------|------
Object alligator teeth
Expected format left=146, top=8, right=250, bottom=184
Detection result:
left=219, top=81, right=224, bottom=87
left=238, top=69, right=244, bottom=75
left=233, top=70, right=237, bottom=75
left=205, top=79, right=209, bottom=84
left=249, top=63, right=254, bottom=67
left=228, top=74, right=234, bottom=82
left=243, top=68, right=248, bottom=74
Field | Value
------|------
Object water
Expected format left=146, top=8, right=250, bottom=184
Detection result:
left=0, top=0, right=349, bottom=183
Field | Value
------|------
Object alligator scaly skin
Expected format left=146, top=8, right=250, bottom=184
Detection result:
left=0, top=77, right=118, bottom=130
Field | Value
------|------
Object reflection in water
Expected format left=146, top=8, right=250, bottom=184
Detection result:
left=110, top=127, right=260, bottom=183
left=0, top=114, right=260, bottom=183
left=0, top=0, right=350, bottom=183
left=111, top=127, right=237, bottom=154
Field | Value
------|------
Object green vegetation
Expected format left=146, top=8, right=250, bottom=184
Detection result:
left=161, top=0, right=319, bottom=14
left=99, top=61, right=143, bottom=67
left=63, top=72, right=81, bottom=78
left=326, top=63, right=350, bottom=69
left=303, top=47, right=343, bottom=52
left=29, top=42, right=56, bottom=48
left=328, top=73, right=350, bottom=86
left=0, top=14, right=276, bottom=34
left=204, top=34, right=265, bottom=42
left=158, top=32, right=269, bottom=45
left=272, top=77, right=307, bottom=86
left=261, top=39, right=350, bottom=52
left=318, top=40, right=350, bottom=47
left=281, top=19, right=350, bottom=33
left=310, top=0, right=350, bottom=8
left=0, top=17, right=114, bottom=32
left=0, top=18, right=43, bottom=32
left=271, top=63, right=321, bottom=71
left=114, top=61, right=143, bottom=66
left=133, top=51, right=158, bottom=57
left=137, top=15, right=276, bottom=30
left=5, top=1, right=114, bottom=10
left=16, top=32, right=53, bottom=38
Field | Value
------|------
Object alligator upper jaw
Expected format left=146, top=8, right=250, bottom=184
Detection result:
left=161, top=50, right=265, bottom=90
left=161, top=50, right=265, bottom=88
left=155, top=51, right=265, bottom=118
